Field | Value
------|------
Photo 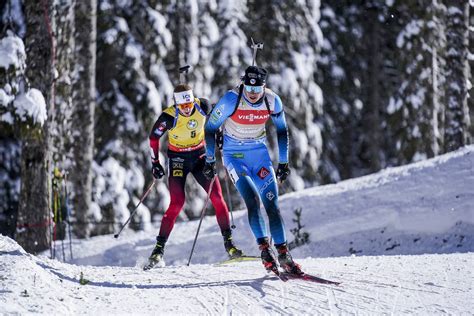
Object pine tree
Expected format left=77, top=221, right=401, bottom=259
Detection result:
left=92, top=0, right=173, bottom=234
left=50, top=0, right=75, bottom=241
left=443, top=0, right=471, bottom=151
left=317, top=1, right=397, bottom=181
left=360, top=2, right=385, bottom=172
left=211, top=1, right=251, bottom=97
left=468, top=5, right=474, bottom=140
left=0, top=24, right=23, bottom=237
left=317, top=2, right=364, bottom=182
left=70, top=0, right=97, bottom=238
left=387, top=1, right=446, bottom=164
left=15, top=0, right=55, bottom=253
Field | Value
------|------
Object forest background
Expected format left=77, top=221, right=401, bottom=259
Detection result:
left=0, top=0, right=472, bottom=253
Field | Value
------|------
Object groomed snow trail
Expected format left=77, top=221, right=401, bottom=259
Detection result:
left=2, top=146, right=473, bottom=314
left=1, top=236, right=472, bottom=315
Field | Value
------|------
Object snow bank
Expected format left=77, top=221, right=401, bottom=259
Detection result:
left=280, top=145, right=474, bottom=258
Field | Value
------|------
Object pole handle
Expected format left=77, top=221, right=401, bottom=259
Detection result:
left=250, top=37, right=264, bottom=66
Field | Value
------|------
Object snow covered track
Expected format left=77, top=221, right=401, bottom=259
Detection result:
left=1, top=146, right=474, bottom=314
left=1, top=236, right=473, bottom=314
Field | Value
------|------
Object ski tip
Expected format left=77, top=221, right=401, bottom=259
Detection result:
left=282, top=272, right=341, bottom=285
left=267, top=268, right=288, bottom=282
left=278, top=274, right=289, bottom=282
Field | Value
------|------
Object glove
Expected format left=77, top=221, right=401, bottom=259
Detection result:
left=152, top=161, right=165, bottom=179
left=276, top=163, right=290, bottom=183
left=203, top=160, right=217, bottom=180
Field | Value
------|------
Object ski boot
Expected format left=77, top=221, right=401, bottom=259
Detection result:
left=143, top=237, right=166, bottom=270
left=259, top=239, right=279, bottom=273
left=222, top=229, right=244, bottom=259
left=276, top=243, right=303, bottom=275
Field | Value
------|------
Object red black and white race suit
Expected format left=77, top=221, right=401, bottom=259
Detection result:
left=149, top=98, right=230, bottom=240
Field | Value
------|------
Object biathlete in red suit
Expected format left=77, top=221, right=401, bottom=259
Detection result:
left=144, top=83, right=243, bottom=269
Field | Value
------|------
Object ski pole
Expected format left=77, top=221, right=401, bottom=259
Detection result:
left=187, top=176, right=216, bottom=266
left=217, top=138, right=236, bottom=229
left=64, top=172, right=74, bottom=260
left=223, top=171, right=236, bottom=229
left=114, top=179, right=156, bottom=239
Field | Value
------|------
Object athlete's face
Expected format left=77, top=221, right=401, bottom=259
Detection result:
left=178, top=102, right=194, bottom=116
left=243, top=84, right=265, bottom=103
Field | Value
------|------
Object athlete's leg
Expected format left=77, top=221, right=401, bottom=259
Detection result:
left=224, top=156, right=267, bottom=241
left=158, top=155, right=188, bottom=240
left=251, top=153, right=287, bottom=245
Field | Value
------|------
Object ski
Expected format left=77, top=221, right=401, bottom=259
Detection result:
left=270, top=268, right=288, bottom=282
left=217, top=255, right=260, bottom=265
left=281, top=272, right=340, bottom=285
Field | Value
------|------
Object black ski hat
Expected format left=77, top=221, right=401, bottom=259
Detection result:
left=243, top=66, right=267, bottom=86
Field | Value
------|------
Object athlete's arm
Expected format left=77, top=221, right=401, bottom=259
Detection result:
left=149, top=112, right=174, bottom=162
left=204, top=91, right=237, bottom=161
left=270, top=94, right=289, bottom=164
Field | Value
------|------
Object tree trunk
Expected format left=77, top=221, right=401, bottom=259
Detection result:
left=363, top=5, right=382, bottom=172
left=469, top=6, right=474, bottom=141
left=70, top=0, right=97, bottom=238
left=52, top=0, right=75, bottom=244
left=15, top=0, right=55, bottom=254
left=444, top=0, right=470, bottom=151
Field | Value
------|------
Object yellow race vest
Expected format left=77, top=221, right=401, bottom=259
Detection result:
left=164, top=99, right=206, bottom=152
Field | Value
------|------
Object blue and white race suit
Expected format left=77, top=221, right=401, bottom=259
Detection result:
left=205, top=87, right=289, bottom=245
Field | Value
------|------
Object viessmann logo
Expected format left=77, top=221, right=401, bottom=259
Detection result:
left=237, top=113, right=269, bottom=122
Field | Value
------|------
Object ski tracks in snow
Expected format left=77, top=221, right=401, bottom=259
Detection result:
left=2, top=244, right=473, bottom=315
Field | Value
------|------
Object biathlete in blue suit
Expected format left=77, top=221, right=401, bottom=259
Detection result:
left=203, top=66, right=302, bottom=274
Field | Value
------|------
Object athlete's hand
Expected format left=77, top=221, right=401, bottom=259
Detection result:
left=203, top=160, right=217, bottom=180
left=152, top=161, right=165, bottom=179
left=276, top=163, right=290, bottom=183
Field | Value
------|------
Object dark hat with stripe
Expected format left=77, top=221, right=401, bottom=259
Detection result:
left=243, top=66, right=267, bottom=86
